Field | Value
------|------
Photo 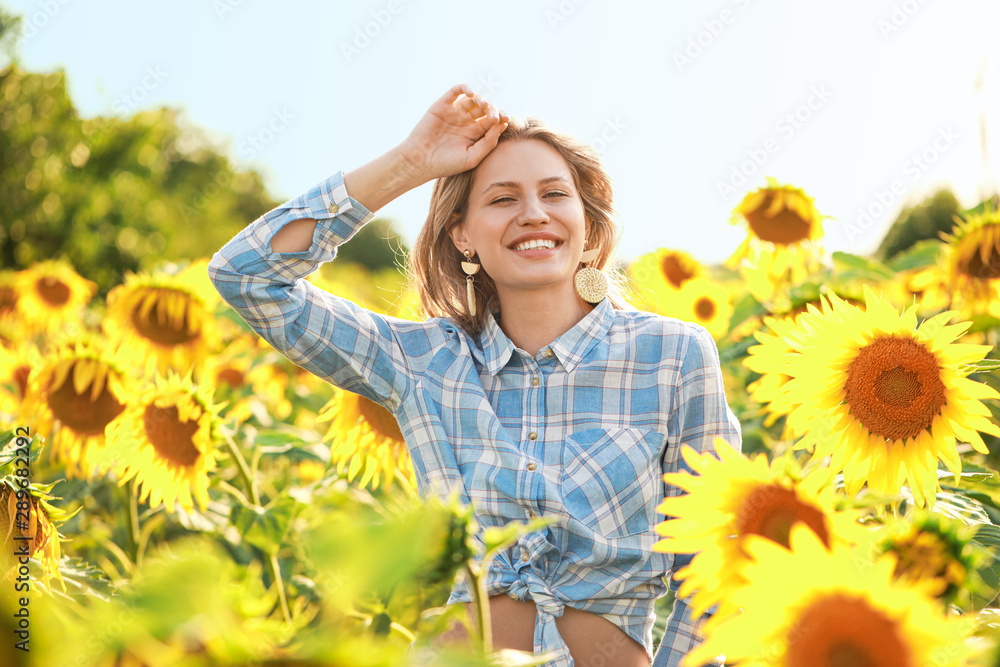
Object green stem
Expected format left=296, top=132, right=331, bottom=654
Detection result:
left=224, top=431, right=259, bottom=505
left=463, top=562, right=492, bottom=655
left=267, top=552, right=292, bottom=624
left=123, top=481, right=140, bottom=565
left=225, top=431, right=291, bottom=624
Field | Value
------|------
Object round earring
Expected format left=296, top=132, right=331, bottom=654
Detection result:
left=574, top=247, right=609, bottom=304
left=461, top=250, right=480, bottom=317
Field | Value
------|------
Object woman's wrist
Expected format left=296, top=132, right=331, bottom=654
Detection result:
left=344, top=145, right=432, bottom=213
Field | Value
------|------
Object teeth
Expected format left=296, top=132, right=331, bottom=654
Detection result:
left=513, top=239, right=557, bottom=251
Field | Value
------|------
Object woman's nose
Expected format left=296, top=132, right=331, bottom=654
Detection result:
left=517, top=195, right=549, bottom=225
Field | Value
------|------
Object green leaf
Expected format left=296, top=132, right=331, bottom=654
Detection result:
left=0, top=428, right=44, bottom=471
left=831, top=251, right=896, bottom=280
left=885, top=239, right=941, bottom=272
left=230, top=494, right=302, bottom=555
left=724, top=293, right=767, bottom=337
left=959, top=359, right=1000, bottom=377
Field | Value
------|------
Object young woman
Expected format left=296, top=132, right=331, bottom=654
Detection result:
left=208, top=83, right=741, bottom=667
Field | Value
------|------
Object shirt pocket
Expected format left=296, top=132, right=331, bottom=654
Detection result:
left=559, top=426, right=664, bottom=540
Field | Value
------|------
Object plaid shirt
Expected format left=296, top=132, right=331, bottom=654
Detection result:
left=207, top=171, right=741, bottom=667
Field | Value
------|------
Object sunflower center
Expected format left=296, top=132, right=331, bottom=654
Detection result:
left=356, top=395, right=404, bottom=442
left=35, top=276, right=70, bottom=307
left=46, top=363, right=125, bottom=436
left=13, top=365, right=30, bottom=399
left=959, top=239, right=1000, bottom=280
left=216, top=368, right=245, bottom=388
left=660, top=254, right=694, bottom=288
left=694, top=297, right=716, bottom=320
left=735, top=484, right=830, bottom=548
left=143, top=404, right=201, bottom=467
left=785, top=593, right=912, bottom=667
left=844, top=336, right=946, bottom=441
left=130, top=296, right=200, bottom=346
left=0, top=285, right=16, bottom=313
left=891, top=532, right=962, bottom=591
left=744, top=194, right=812, bottom=246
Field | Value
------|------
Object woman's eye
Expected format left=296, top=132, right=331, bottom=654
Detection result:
left=490, top=196, right=514, bottom=204
left=545, top=191, right=568, bottom=198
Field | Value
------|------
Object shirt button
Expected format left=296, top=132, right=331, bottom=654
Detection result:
left=509, top=591, right=520, bottom=601
left=531, top=376, right=539, bottom=386
left=328, top=202, right=339, bottom=213
left=528, top=432, right=537, bottom=441
left=543, top=349, right=554, bottom=358
left=528, top=510, right=537, bottom=519
left=521, top=551, right=530, bottom=562
left=527, top=462, right=537, bottom=471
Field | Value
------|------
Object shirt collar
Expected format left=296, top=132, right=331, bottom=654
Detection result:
left=474, top=297, right=614, bottom=376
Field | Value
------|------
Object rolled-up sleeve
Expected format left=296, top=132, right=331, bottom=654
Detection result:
left=654, top=323, right=741, bottom=667
left=206, top=170, right=419, bottom=411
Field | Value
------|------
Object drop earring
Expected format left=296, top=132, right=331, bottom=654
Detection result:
left=462, top=250, right=480, bottom=317
left=574, top=247, right=609, bottom=304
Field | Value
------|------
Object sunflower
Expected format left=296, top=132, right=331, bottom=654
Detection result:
left=317, top=387, right=417, bottom=496
left=0, top=477, right=74, bottom=593
left=940, top=204, right=1000, bottom=314
left=20, top=332, right=131, bottom=478
left=103, top=261, right=220, bottom=377
left=0, top=339, right=40, bottom=417
left=774, top=285, right=1000, bottom=507
left=653, top=437, right=866, bottom=620
left=0, top=270, right=19, bottom=323
left=672, top=278, right=733, bottom=340
left=685, top=523, right=973, bottom=667
left=94, top=370, right=224, bottom=513
left=198, top=334, right=259, bottom=425
left=726, top=178, right=826, bottom=302
left=14, top=259, right=96, bottom=337
left=628, top=248, right=705, bottom=314
left=870, top=511, right=985, bottom=606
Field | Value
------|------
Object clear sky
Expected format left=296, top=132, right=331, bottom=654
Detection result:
left=7, top=0, right=1000, bottom=264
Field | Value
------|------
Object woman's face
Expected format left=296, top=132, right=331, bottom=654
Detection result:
left=450, top=139, right=588, bottom=304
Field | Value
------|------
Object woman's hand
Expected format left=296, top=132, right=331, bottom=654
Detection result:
left=397, top=83, right=509, bottom=182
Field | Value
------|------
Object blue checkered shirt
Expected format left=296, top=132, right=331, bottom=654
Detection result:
left=207, top=171, right=742, bottom=667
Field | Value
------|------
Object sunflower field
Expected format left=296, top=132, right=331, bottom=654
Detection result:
left=6, top=171, right=1000, bottom=667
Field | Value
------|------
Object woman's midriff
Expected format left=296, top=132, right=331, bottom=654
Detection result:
left=433, top=594, right=651, bottom=666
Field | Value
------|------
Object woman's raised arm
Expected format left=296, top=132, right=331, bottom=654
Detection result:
left=271, top=83, right=509, bottom=253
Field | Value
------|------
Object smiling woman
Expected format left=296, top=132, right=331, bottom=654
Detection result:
left=208, top=83, right=741, bottom=667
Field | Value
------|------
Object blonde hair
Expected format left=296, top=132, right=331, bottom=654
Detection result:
left=407, top=116, right=631, bottom=337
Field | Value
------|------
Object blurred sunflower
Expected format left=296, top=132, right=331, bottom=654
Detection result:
left=673, top=278, right=733, bottom=340
left=0, top=339, right=40, bottom=416
left=871, top=511, right=984, bottom=606
left=940, top=205, right=1000, bottom=313
left=0, top=270, right=19, bottom=323
left=628, top=248, right=705, bottom=314
left=198, top=334, right=259, bottom=425
left=97, top=370, right=224, bottom=513
left=14, top=259, right=96, bottom=337
left=317, top=387, right=416, bottom=495
left=103, top=261, right=219, bottom=377
left=653, top=437, right=865, bottom=620
left=21, top=333, right=130, bottom=477
left=726, top=178, right=826, bottom=302
left=778, top=285, right=1000, bottom=506
left=686, top=524, right=972, bottom=667
left=0, top=478, right=74, bottom=592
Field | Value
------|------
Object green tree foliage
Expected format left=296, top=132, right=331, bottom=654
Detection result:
left=335, top=217, right=409, bottom=272
left=876, top=189, right=961, bottom=261
left=0, top=56, right=408, bottom=296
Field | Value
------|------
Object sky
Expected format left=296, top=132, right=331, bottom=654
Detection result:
left=7, top=0, right=1000, bottom=265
